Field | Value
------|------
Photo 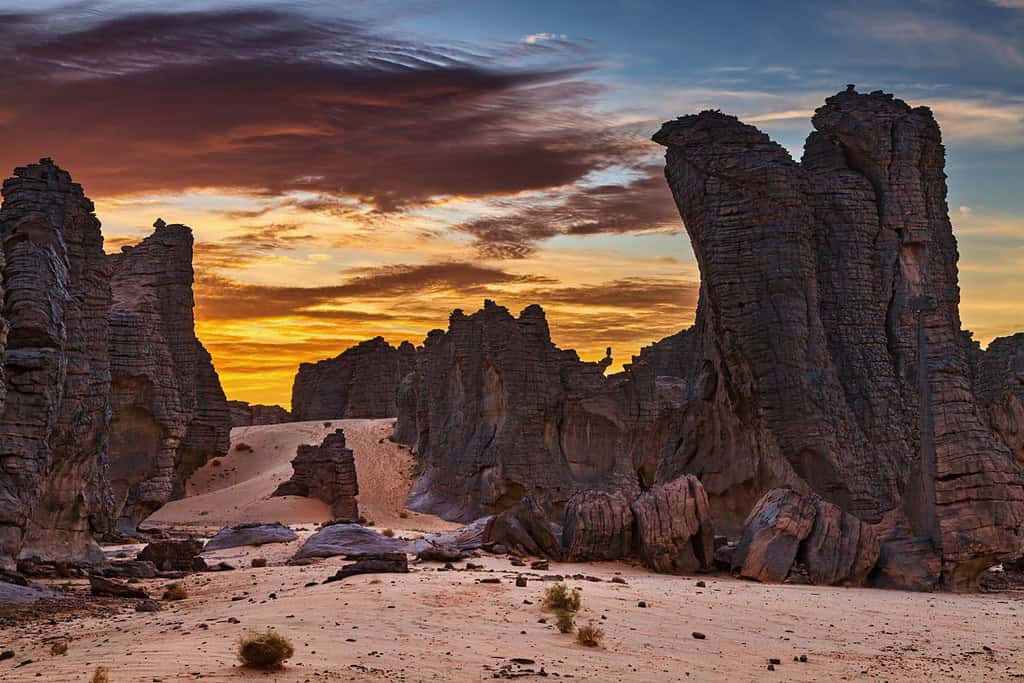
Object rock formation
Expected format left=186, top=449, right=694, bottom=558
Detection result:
left=651, top=87, right=1024, bottom=590
left=397, top=300, right=674, bottom=523
left=273, top=429, right=359, bottom=519
left=0, top=159, right=112, bottom=571
left=107, top=221, right=231, bottom=533
left=228, top=400, right=292, bottom=427
left=971, top=333, right=1024, bottom=463
left=631, top=475, right=715, bottom=574
left=291, top=337, right=416, bottom=420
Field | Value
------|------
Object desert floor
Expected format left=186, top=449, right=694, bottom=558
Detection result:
left=2, top=419, right=1023, bottom=682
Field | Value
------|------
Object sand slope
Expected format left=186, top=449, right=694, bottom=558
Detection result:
left=146, top=418, right=457, bottom=533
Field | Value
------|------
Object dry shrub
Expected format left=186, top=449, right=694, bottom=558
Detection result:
left=398, top=511, right=409, bottom=519
left=50, top=640, right=68, bottom=656
left=211, top=459, right=222, bottom=467
left=575, top=622, right=604, bottom=647
left=544, top=583, right=581, bottom=612
left=90, top=667, right=110, bottom=683
left=237, top=629, right=295, bottom=669
left=555, top=610, right=574, bottom=634
left=251, top=558, right=268, bottom=568
left=162, top=582, right=188, bottom=601
left=234, top=442, right=253, bottom=452
left=382, top=528, right=395, bottom=538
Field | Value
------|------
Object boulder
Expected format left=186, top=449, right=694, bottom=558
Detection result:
left=203, top=522, right=298, bottom=552
left=137, top=539, right=204, bottom=572
left=732, top=490, right=817, bottom=583
left=292, top=524, right=408, bottom=561
left=323, top=553, right=409, bottom=583
left=100, top=560, right=158, bottom=580
left=631, top=475, right=715, bottom=574
left=483, top=497, right=562, bottom=560
left=272, top=429, right=358, bottom=519
left=291, top=337, right=416, bottom=420
left=0, top=580, right=56, bottom=605
left=89, top=575, right=148, bottom=599
left=562, top=490, right=634, bottom=562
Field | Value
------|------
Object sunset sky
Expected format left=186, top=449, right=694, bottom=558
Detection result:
left=1, top=1, right=1022, bottom=407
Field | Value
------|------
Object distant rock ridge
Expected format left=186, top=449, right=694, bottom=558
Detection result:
left=291, top=336, right=415, bottom=420
left=228, top=400, right=292, bottom=427
left=0, top=159, right=112, bottom=570
left=970, top=333, right=1024, bottom=463
left=107, top=220, right=231, bottom=533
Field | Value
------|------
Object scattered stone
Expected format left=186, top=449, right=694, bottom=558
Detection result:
left=137, top=539, right=205, bottom=572
left=135, top=599, right=161, bottom=612
left=692, top=632, right=706, bottom=640
left=515, top=576, right=527, bottom=587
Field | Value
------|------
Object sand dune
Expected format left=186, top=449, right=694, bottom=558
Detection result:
left=146, top=418, right=458, bottom=533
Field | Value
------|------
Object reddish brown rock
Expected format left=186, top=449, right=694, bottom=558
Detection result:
left=562, top=490, right=634, bottom=562
left=228, top=400, right=292, bottom=427
left=798, top=495, right=881, bottom=586
left=654, top=88, right=1024, bottom=590
left=0, top=159, right=112, bottom=570
left=107, top=221, right=231, bottom=533
left=291, top=337, right=415, bottom=420
left=732, top=489, right=816, bottom=583
left=273, top=429, right=359, bottom=520
left=972, top=333, right=1024, bottom=463
left=631, top=475, right=715, bottom=574
left=483, top=496, right=563, bottom=560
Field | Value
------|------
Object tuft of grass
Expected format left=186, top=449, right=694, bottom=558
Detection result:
left=543, top=583, right=581, bottom=613
left=381, top=528, right=395, bottom=538
left=251, top=558, right=267, bottom=568
left=237, top=629, right=295, bottom=669
left=234, top=442, right=253, bottom=453
left=323, top=422, right=332, bottom=428
left=50, top=641, right=68, bottom=656
left=398, top=511, right=409, bottom=519
left=555, top=610, right=574, bottom=634
left=162, top=582, right=188, bottom=601
left=575, top=622, right=604, bottom=647
left=90, top=667, right=110, bottom=683
left=211, top=459, right=222, bottom=467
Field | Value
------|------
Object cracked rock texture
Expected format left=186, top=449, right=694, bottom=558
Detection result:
left=107, top=221, right=231, bottom=533
left=273, top=428, right=359, bottom=520
left=0, top=159, right=112, bottom=570
left=972, top=333, right=1024, bottom=464
left=291, top=337, right=415, bottom=420
left=653, top=87, right=1024, bottom=590
left=228, top=400, right=292, bottom=427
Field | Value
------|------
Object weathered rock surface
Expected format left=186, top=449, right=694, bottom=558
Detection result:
left=228, top=400, right=292, bottom=428
left=0, top=159, right=112, bottom=571
left=291, top=337, right=415, bottom=420
left=323, top=553, right=409, bottom=583
left=562, top=490, right=634, bottom=562
left=483, top=497, right=563, bottom=560
left=972, top=333, right=1024, bottom=463
left=272, top=429, right=359, bottom=520
left=292, top=519, right=487, bottom=561
left=89, top=574, right=149, bottom=599
left=652, top=88, right=1024, bottom=590
left=99, top=560, right=158, bottom=579
left=136, top=539, right=204, bottom=572
left=631, top=475, right=715, bottom=574
left=107, top=221, right=231, bottom=533
left=398, top=300, right=671, bottom=522
left=203, top=522, right=297, bottom=551
left=0, top=580, right=56, bottom=604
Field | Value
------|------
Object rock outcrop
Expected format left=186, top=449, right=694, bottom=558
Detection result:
left=652, top=87, right=1024, bottom=590
left=0, top=159, right=112, bottom=571
left=397, top=300, right=673, bottom=522
left=228, top=400, right=292, bottom=427
left=631, top=474, right=715, bottom=574
left=273, top=429, right=359, bottom=520
left=291, top=337, right=416, bottom=420
left=107, top=221, right=231, bottom=533
left=203, top=522, right=297, bottom=551
left=972, top=333, right=1024, bottom=463
left=561, top=490, right=634, bottom=562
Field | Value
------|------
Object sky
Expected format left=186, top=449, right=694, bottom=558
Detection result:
left=0, top=0, right=1021, bottom=407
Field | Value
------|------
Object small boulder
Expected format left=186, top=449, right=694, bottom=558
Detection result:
left=89, top=575, right=149, bottom=599
left=203, top=522, right=297, bottom=552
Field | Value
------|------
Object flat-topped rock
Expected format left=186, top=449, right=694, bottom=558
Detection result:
left=203, top=522, right=298, bottom=552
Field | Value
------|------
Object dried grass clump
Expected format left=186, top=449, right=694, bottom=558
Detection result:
left=237, top=629, right=295, bottom=669
left=555, top=610, right=574, bottom=634
left=50, top=640, right=68, bottom=656
left=575, top=622, right=605, bottom=647
left=90, top=667, right=110, bottom=683
left=543, top=583, right=581, bottom=612
left=234, top=442, right=253, bottom=452
left=162, top=582, right=188, bottom=601
left=382, top=528, right=395, bottom=538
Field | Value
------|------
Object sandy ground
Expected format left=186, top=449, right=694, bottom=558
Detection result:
left=146, top=418, right=458, bottom=534
left=2, top=419, right=1023, bottom=681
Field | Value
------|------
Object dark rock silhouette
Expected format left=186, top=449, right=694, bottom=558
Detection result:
left=652, top=87, right=1024, bottom=590
left=108, top=221, right=231, bottom=533
left=291, top=337, right=415, bottom=420
left=0, top=159, right=112, bottom=571
left=273, top=429, right=359, bottom=520
left=228, top=400, right=292, bottom=427
left=971, top=333, right=1024, bottom=463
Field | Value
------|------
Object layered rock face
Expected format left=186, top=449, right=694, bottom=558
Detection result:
left=228, top=400, right=292, bottom=428
left=107, top=221, right=230, bottom=532
left=653, top=87, right=1024, bottom=589
left=291, top=337, right=415, bottom=420
left=273, top=428, right=359, bottom=520
left=972, top=333, right=1024, bottom=463
left=0, top=159, right=112, bottom=570
left=397, top=300, right=674, bottom=523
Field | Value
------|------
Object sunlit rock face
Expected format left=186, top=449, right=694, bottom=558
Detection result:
left=653, top=87, right=1024, bottom=590
left=0, top=159, right=112, bottom=570
left=291, top=336, right=416, bottom=420
left=228, top=400, right=292, bottom=427
left=108, top=221, right=230, bottom=533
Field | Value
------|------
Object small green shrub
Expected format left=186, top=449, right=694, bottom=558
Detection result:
left=237, top=629, right=295, bottom=669
left=555, top=610, right=574, bottom=634
left=575, top=622, right=604, bottom=647
left=544, top=583, right=581, bottom=612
